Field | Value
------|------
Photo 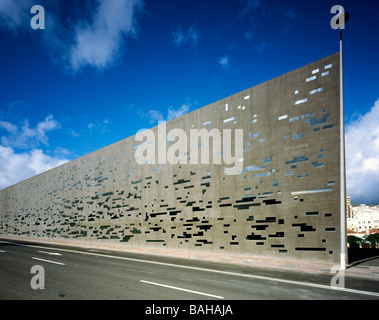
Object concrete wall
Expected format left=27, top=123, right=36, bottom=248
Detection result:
left=0, top=53, right=341, bottom=263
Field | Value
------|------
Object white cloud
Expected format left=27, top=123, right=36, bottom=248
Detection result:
left=167, top=105, right=190, bottom=121
left=68, top=129, right=80, bottom=137
left=173, top=25, right=199, bottom=47
left=146, top=110, right=165, bottom=124
left=219, top=56, right=230, bottom=69
left=0, top=0, right=145, bottom=73
left=0, top=115, right=60, bottom=149
left=146, top=105, right=190, bottom=125
left=0, top=146, right=68, bottom=190
left=87, top=119, right=111, bottom=134
left=0, top=0, right=33, bottom=31
left=69, top=0, right=144, bottom=72
left=346, top=99, right=379, bottom=204
left=219, top=56, right=238, bottom=74
left=0, top=113, right=69, bottom=189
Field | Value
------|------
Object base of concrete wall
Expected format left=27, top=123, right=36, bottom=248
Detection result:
left=0, top=235, right=338, bottom=276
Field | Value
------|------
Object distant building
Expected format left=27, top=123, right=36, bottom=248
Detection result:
left=347, top=204, right=379, bottom=233
left=346, top=196, right=352, bottom=218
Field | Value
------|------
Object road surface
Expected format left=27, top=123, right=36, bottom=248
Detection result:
left=0, top=238, right=378, bottom=301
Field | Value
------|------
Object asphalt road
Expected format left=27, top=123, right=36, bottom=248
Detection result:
left=0, top=238, right=378, bottom=301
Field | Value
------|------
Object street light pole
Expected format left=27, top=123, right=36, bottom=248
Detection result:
left=331, top=5, right=349, bottom=270
left=339, top=26, right=347, bottom=270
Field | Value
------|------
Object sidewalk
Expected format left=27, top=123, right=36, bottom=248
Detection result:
left=2, top=235, right=379, bottom=280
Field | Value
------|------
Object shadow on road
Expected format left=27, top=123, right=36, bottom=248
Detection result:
left=348, top=248, right=379, bottom=267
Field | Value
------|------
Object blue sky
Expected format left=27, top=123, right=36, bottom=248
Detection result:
left=0, top=0, right=378, bottom=204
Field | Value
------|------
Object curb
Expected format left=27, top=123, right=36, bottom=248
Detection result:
left=1, top=235, right=378, bottom=280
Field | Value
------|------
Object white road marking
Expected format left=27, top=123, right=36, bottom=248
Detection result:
left=38, top=251, right=62, bottom=256
left=0, top=250, right=5, bottom=253
left=1, top=240, right=379, bottom=298
left=87, top=249, right=111, bottom=254
left=140, top=280, right=224, bottom=299
left=32, top=257, right=65, bottom=266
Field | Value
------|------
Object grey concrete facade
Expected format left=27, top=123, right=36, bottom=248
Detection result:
left=0, top=53, right=341, bottom=264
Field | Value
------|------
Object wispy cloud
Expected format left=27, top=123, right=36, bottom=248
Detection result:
left=240, top=0, right=265, bottom=44
left=0, top=0, right=145, bottom=73
left=219, top=56, right=230, bottom=70
left=346, top=99, right=379, bottom=204
left=241, top=0, right=262, bottom=17
left=0, top=115, right=60, bottom=149
left=0, top=0, right=34, bottom=31
left=172, top=27, right=185, bottom=46
left=254, top=42, right=266, bottom=52
left=68, top=129, right=80, bottom=138
left=172, top=25, right=199, bottom=47
left=167, top=105, right=190, bottom=121
left=87, top=119, right=111, bottom=135
left=218, top=56, right=239, bottom=76
left=240, top=0, right=296, bottom=45
left=285, top=8, right=296, bottom=20
left=69, top=0, right=144, bottom=72
left=146, top=105, right=190, bottom=125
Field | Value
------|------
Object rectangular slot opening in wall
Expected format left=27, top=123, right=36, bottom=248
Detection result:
left=289, top=116, right=299, bottom=123
left=291, top=188, right=332, bottom=195
left=292, top=133, right=305, bottom=140
left=306, top=75, right=316, bottom=82
left=306, top=211, right=319, bottom=216
left=309, top=87, right=323, bottom=95
left=294, top=98, right=307, bottom=105
left=225, top=103, right=228, bottom=111
left=325, top=64, right=332, bottom=70
left=301, top=112, right=314, bottom=119
left=223, top=117, right=235, bottom=123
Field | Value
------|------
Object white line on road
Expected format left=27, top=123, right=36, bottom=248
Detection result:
left=32, top=257, right=65, bottom=266
left=2, top=239, right=379, bottom=298
left=140, top=280, right=224, bottom=299
left=38, top=251, right=62, bottom=256
left=87, top=249, right=111, bottom=254
left=0, top=250, right=5, bottom=253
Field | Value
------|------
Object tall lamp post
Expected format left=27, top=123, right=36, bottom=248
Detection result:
left=331, top=5, right=349, bottom=270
